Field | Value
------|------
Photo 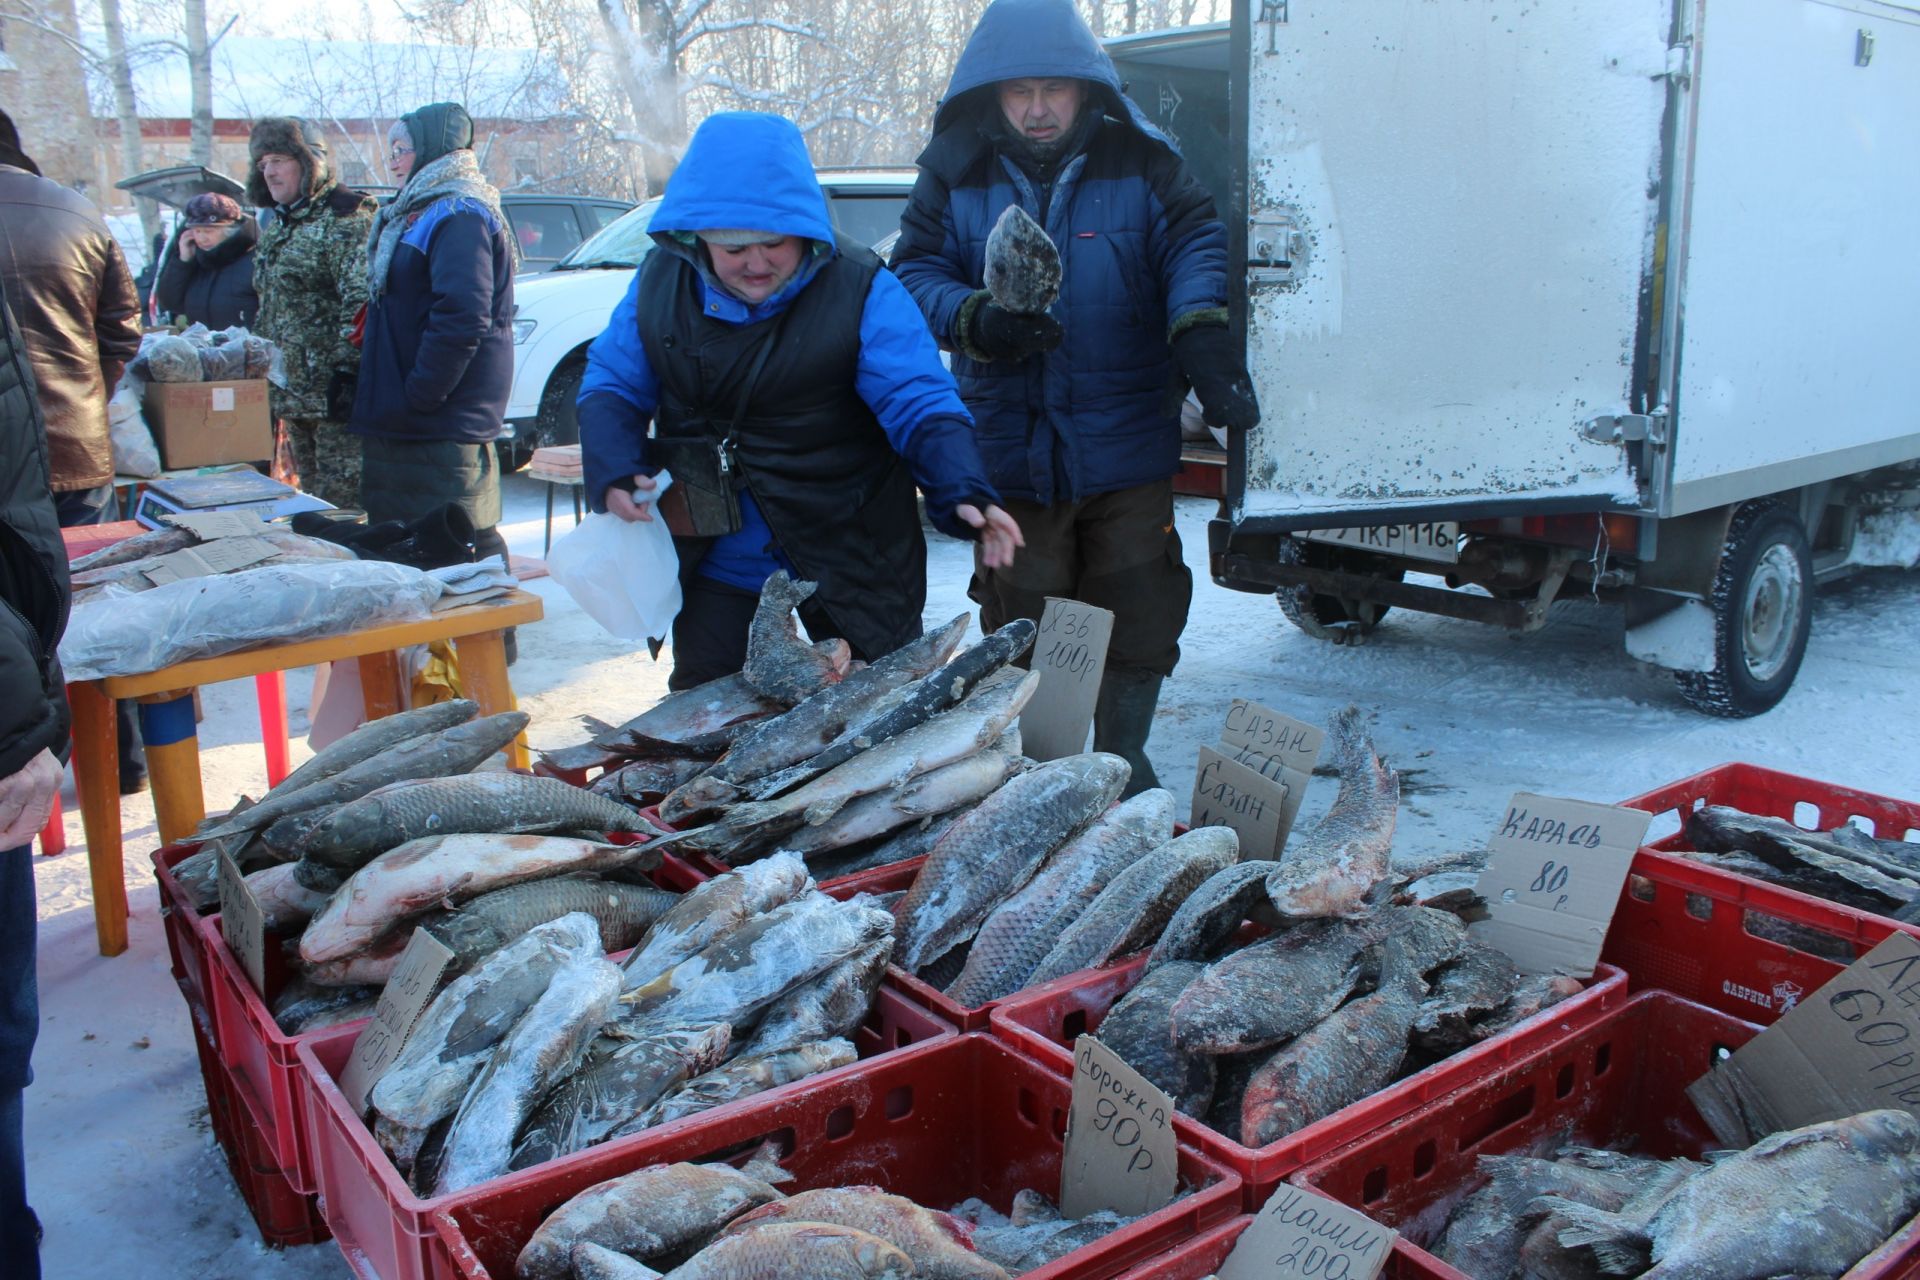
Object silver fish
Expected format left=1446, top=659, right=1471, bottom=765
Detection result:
left=570, top=1243, right=655, bottom=1280
left=1025, top=826, right=1241, bottom=989
left=720, top=1188, right=1010, bottom=1280
left=892, top=753, right=1132, bottom=971
left=514, top=1152, right=791, bottom=1280
left=984, top=204, right=1061, bottom=314
left=69, top=525, right=196, bottom=571
left=680, top=670, right=1040, bottom=864
left=270, top=977, right=380, bottom=1036
left=622, top=896, right=894, bottom=1031
left=630, top=1038, right=856, bottom=1131
left=592, top=757, right=716, bottom=809
left=741, top=938, right=889, bottom=1057
left=370, top=915, right=603, bottom=1167
left=509, top=1021, right=732, bottom=1169
left=743, top=572, right=850, bottom=705
left=944, top=790, right=1175, bottom=1007
left=1240, top=936, right=1428, bottom=1146
left=243, top=861, right=331, bottom=932
left=1264, top=705, right=1398, bottom=920
left=201, top=709, right=528, bottom=839
left=543, top=674, right=786, bottom=773
left=621, top=853, right=813, bottom=990
left=661, top=616, right=970, bottom=823
left=432, top=947, right=624, bottom=1194
left=1411, top=942, right=1522, bottom=1055
left=300, top=835, right=661, bottom=965
left=808, top=810, right=968, bottom=882
left=293, top=773, right=649, bottom=889
left=641, top=1221, right=915, bottom=1279
left=770, top=749, right=1023, bottom=861
left=1544, top=1111, right=1920, bottom=1279
left=418, top=878, right=677, bottom=970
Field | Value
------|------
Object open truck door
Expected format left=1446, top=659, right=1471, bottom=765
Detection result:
left=1213, top=0, right=1920, bottom=716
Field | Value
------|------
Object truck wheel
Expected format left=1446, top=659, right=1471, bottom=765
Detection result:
left=1674, top=502, right=1813, bottom=718
left=1273, top=536, right=1400, bottom=641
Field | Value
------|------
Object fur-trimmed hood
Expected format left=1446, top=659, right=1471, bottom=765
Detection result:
left=246, top=117, right=332, bottom=208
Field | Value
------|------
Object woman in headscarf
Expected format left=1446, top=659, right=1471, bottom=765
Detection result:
left=349, top=102, right=516, bottom=573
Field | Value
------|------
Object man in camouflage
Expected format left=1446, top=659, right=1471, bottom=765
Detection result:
left=246, top=118, right=376, bottom=508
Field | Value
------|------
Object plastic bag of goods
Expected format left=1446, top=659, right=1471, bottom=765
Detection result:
left=546, top=473, right=682, bottom=641
left=106, top=386, right=162, bottom=478
left=145, top=334, right=203, bottom=383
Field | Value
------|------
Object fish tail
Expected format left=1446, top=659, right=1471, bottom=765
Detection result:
left=1537, top=1197, right=1649, bottom=1275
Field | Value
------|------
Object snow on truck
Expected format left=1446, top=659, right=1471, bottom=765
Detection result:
left=1109, top=2, right=1919, bottom=717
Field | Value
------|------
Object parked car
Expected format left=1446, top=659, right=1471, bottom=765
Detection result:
left=499, top=168, right=917, bottom=469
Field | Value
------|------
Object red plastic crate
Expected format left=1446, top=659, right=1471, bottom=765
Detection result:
left=1289, top=990, right=1920, bottom=1279
left=1603, top=763, right=1920, bottom=1026
left=432, top=1032, right=1243, bottom=1280
left=154, top=840, right=217, bottom=1020
left=990, top=951, right=1628, bottom=1206
left=297, top=984, right=955, bottom=1280
left=202, top=849, right=708, bottom=1197
left=191, top=987, right=332, bottom=1248
left=1114, top=1218, right=1252, bottom=1277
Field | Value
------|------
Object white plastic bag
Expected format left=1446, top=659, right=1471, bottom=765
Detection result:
left=545, top=473, right=681, bottom=642
left=107, top=385, right=162, bottom=477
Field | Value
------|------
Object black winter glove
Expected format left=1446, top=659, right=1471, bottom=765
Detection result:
left=1172, top=324, right=1260, bottom=432
left=325, top=369, right=359, bottom=423
left=966, top=291, right=1063, bottom=362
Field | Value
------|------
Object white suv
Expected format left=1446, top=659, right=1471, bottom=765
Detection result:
left=501, top=168, right=918, bottom=468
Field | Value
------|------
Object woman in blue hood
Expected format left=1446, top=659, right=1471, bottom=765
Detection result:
left=579, top=112, right=1021, bottom=689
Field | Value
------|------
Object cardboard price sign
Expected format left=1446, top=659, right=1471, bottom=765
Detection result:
left=1059, top=1035, right=1179, bottom=1220
left=140, top=536, right=278, bottom=586
left=1469, top=793, right=1651, bottom=978
left=158, top=510, right=266, bottom=539
left=215, top=843, right=268, bottom=995
left=1020, top=598, right=1115, bottom=761
left=1192, top=746, right=1286, bottom=858
left=1689, top=932, right=1920, bottom=1148
left=339, top=929, right=457, bottom=1113
left=1216, top=1185, right=1396, bottom=1280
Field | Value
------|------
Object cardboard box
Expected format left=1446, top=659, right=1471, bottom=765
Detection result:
left=143, top=380, right=274, bottom=469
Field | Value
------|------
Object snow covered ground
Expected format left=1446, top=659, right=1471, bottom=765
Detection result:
left=26, top=473, right=1920, bottom=1278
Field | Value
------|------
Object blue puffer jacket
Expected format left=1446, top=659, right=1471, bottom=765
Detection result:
left=893, top=0, right=1228, bottom=506
left=351, top=195, right=515, bottom=444
left=578, top=111, right=997, bottom=593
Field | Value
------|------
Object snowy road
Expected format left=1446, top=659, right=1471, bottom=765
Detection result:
left=28, top=475, right=1920, bottom=1278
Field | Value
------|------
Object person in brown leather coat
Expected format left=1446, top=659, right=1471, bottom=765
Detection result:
left=0, top=111, right=141, bottom=527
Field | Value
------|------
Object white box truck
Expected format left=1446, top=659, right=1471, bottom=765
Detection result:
left=1111, top=1, right=1919, bottom=717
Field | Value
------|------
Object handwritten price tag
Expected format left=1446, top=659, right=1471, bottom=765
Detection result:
left=1470, top=793, right=1652, bottom=978
left=1192, top=746, right=1287, bottom=859
left=215, top=842, right=268, bottom=995
left=339, top=929, right=457, bottom=1114
left=1216, top=1185, right=1396, bottom=1280
left=1217, top=700, right=1322, bottom=851
left=1020, top=598, right=1115, bottom=761
left=1060, top=1035, right=1178, bottom=1220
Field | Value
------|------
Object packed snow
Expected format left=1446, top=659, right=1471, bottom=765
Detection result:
left=26, top=474, right=1920, bottom=1278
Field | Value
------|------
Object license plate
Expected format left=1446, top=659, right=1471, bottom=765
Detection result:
left=1303, top=521, right=1461, bottom=564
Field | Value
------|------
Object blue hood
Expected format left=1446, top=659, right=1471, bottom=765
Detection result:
left=933, top=0, right=1173, bottom=147
left=649, top=113, right=834, bottom=246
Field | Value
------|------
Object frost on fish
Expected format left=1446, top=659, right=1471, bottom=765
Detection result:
left=514, top=1157, right=790, bottom=1280
left=629, top=1038, right=856, bottom=1131
left=984, top=204, right=1061, bottom=315
left=742, top=572, right=848, bottom=705
left=721, top=1187, right=1010, bottom=1280
left=742, top=938, right=889, bottom=1057
left=621, top=853, right=813, bottom=990
left=1264, top=705, right=1398, bottom=920
left=509, top=1021, right=732, bottom=1169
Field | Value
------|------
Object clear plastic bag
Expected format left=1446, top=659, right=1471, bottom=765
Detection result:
left=145, top=334, right=204, bottom=383
left=106, top=386, right=162, bottom=477
left=545, top=473, right=682, bottom=642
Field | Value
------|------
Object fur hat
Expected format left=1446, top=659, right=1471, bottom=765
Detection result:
left=246, top=117, right=331, bottom=207
left=183, top=192, right=244, bottom=225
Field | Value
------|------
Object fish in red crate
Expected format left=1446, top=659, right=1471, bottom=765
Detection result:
left=719, top=1187, right=1008, bottom=1280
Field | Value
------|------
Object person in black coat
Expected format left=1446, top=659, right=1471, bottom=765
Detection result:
left=0, top=271, right=71, bottom=1280
left=152, top=193, right=260, bottom=329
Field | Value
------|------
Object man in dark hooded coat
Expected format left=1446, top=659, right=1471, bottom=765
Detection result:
left=895, top=0, right=1257, bottom=795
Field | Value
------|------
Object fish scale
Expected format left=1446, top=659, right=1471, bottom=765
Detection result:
left=719, top=1188, right=1010, bottom=1280
left=620, top=853, right=813, bottom=990
left=509, top=1021, right=732, bottom=1169
left=742, top=572, right=848, bottom=704
left=1145, top=859, right=1282, bottom=971
left=1264, top=704, right=1398, bottom=920
left=630, top=1038, right=856, bottom=1132
left=891, top=753, right=1132, bottom=971
left=743, top=937, right=889, bottom=1057
left=1024, top=826, right=1240, bottom=989
left=642, top=1222, right=916, bottom=1279
left=1094, top=961, right=1213, bottom=1117
left=943, top=789, right=1174, bottom=1006
left=418, top=878, right=677, bottom=970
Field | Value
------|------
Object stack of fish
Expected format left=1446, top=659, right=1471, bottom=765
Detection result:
left=1429, top=1109, right=1920, bottom=1278
left=164, top=700, right=678, bottom=1032
left=510, top=1149, right=1162, bottom=1280
left=1676, top=804, right=1920, bottom=923
left=365, top=857, right=896, bottom=1195
left=1071, top=708, right=1584, bottom=1147
left=66, top=523, right=357, bottom=605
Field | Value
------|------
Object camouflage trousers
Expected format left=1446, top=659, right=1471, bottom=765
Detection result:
left=282, top=417, right=362, bottom=510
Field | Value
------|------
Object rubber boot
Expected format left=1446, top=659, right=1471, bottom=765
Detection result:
left=363, top=504, right=478, bottom=570
left=1092, top=667, right=1164, bottom=798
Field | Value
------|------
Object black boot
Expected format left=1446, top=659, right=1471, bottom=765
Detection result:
left=356, top=504, right=478, bottom=570
left=1092, top=667, right=1164, bottom=798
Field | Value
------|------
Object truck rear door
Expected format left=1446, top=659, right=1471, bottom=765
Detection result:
left=1231, top=0, right=1675, bottom=530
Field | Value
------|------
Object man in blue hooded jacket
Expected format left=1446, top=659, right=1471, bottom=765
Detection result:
left=579, top=112, right=1021, bottom=690
left=894, top=0, right=1257, bottom=795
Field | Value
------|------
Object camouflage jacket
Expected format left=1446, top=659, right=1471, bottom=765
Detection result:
left=253, top=180, right=376, bottom=420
